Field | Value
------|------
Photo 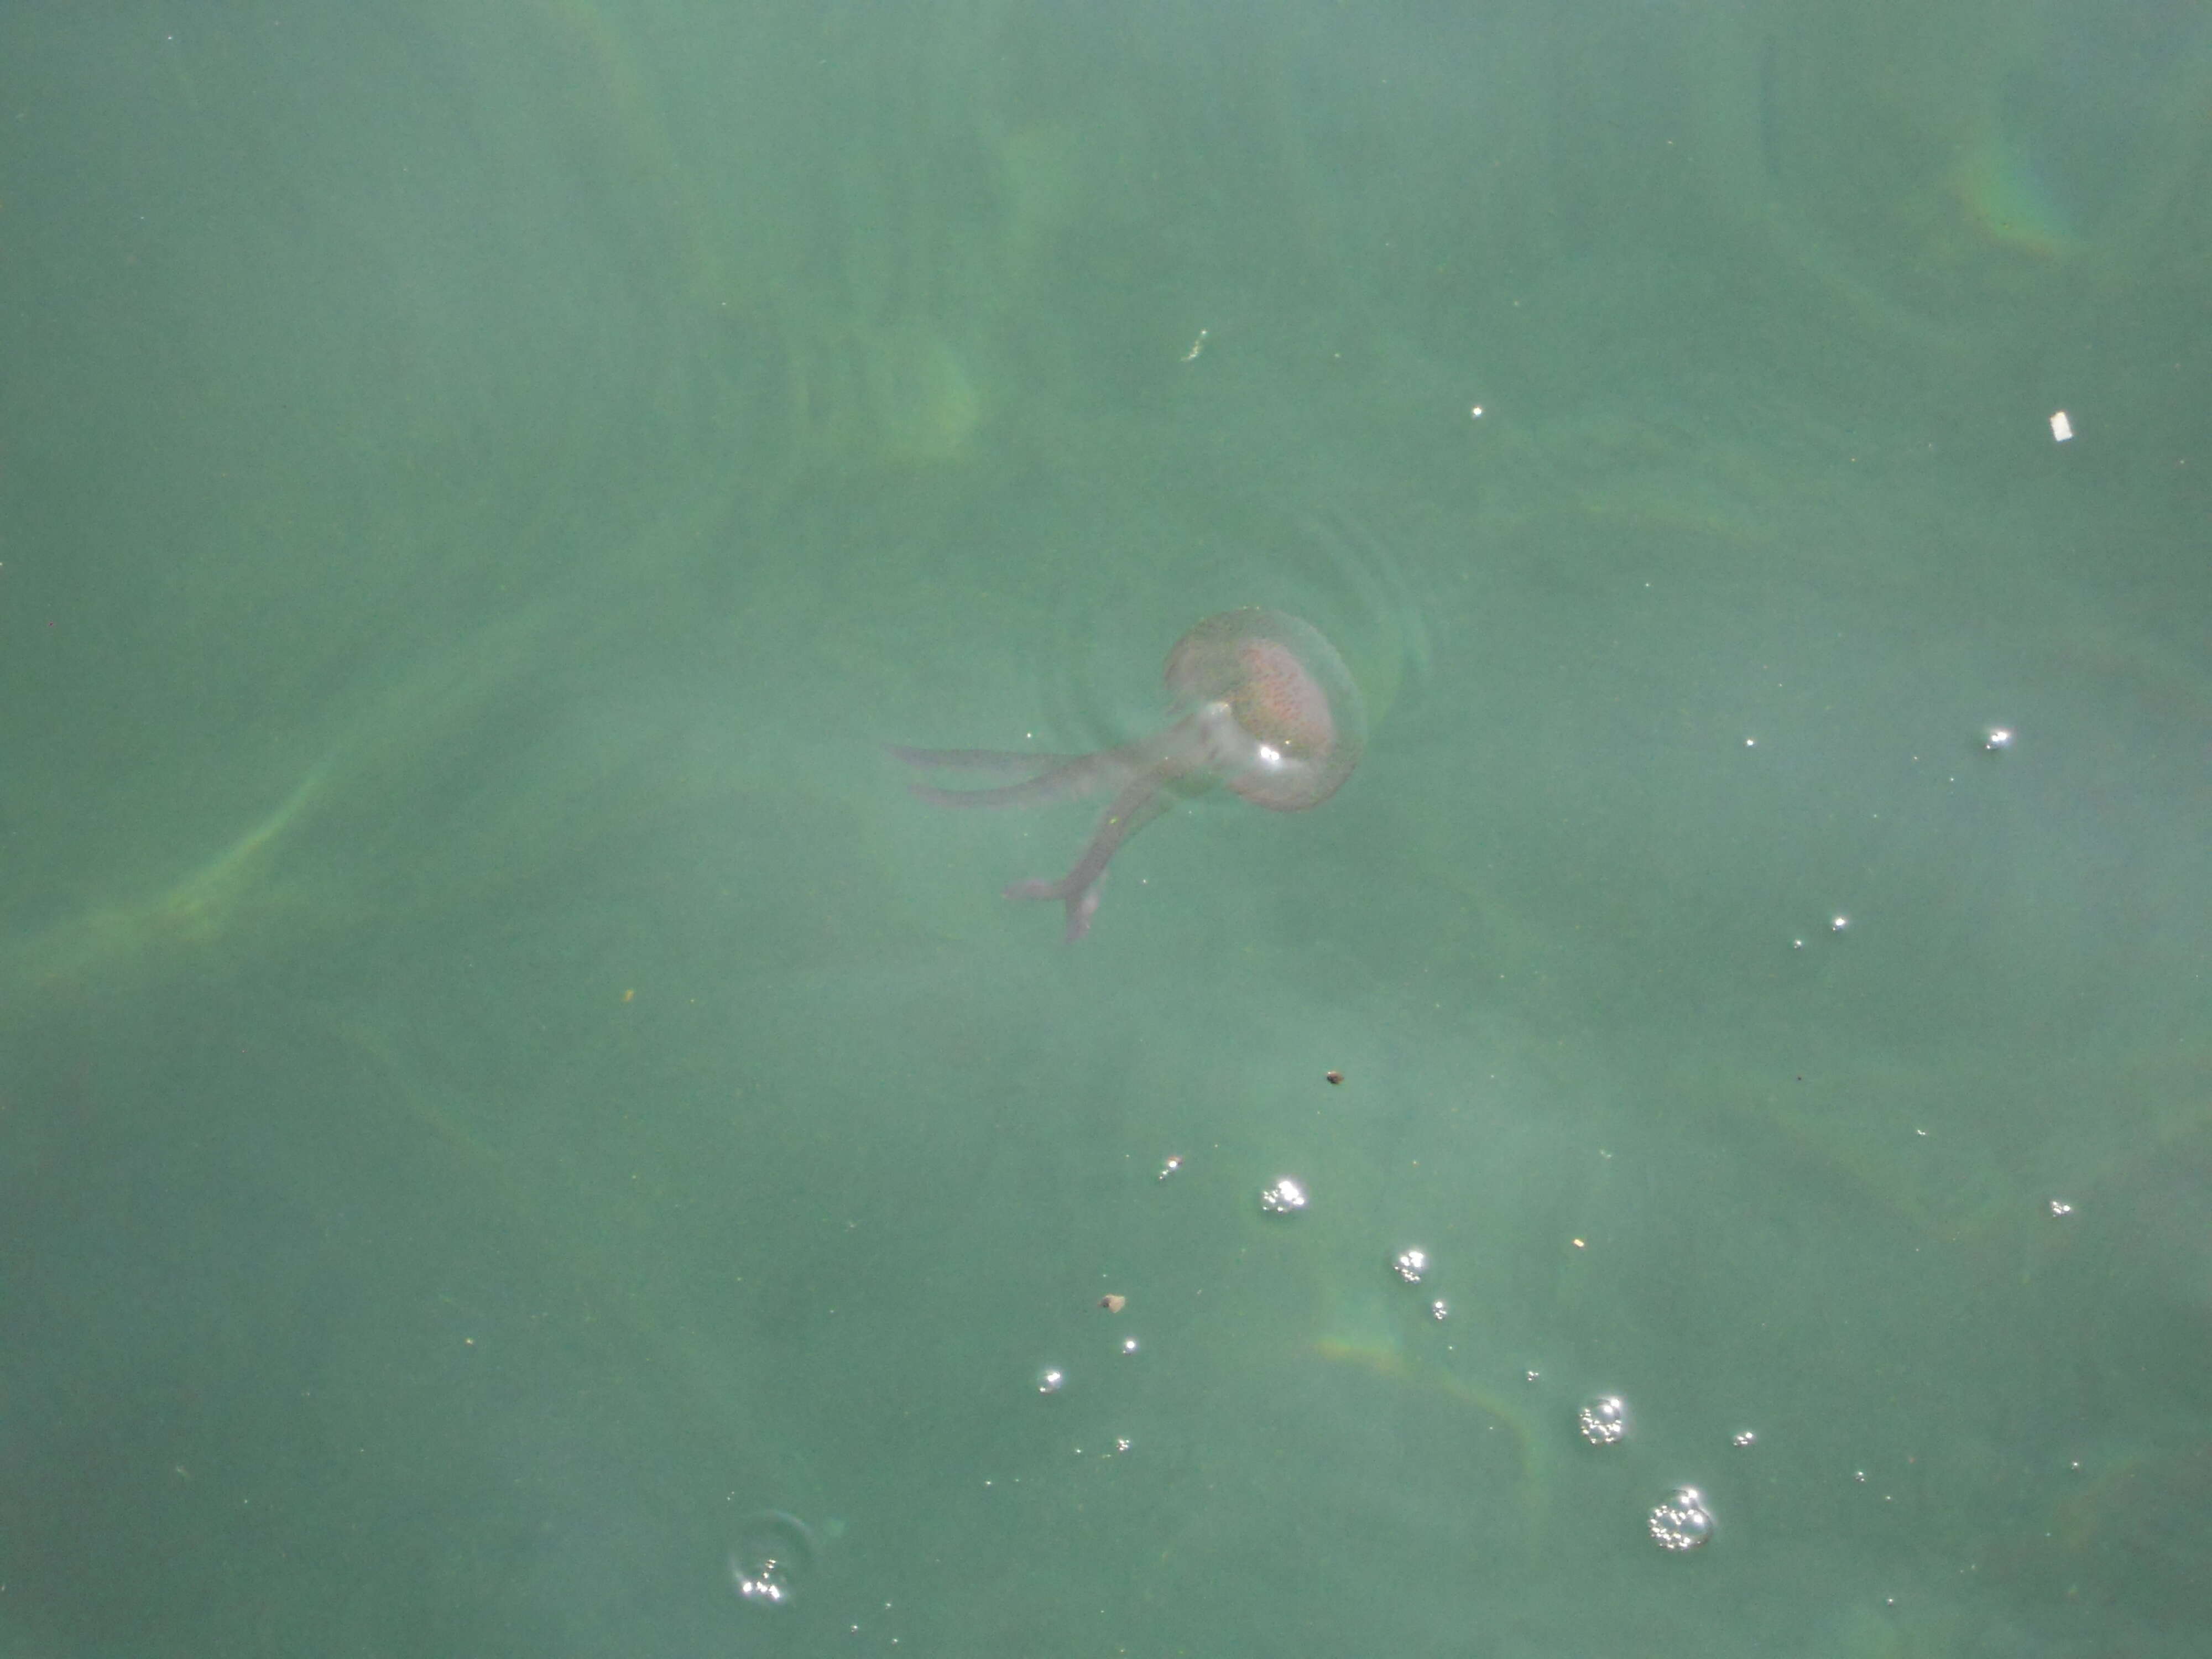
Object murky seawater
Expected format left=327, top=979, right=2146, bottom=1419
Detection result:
left=2, top=3, right=2206, bottom=1654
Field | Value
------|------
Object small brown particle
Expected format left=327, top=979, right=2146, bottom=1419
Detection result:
left=1324, top=1070, right=1343, bottom=1085
left=1099, top=1293, right=1127, bottom=1313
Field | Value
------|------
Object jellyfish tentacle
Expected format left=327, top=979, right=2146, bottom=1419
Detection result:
left=1005, top=773, right=1176, bottom=941
left=893, top=749, right=1139, bottom=810
left=884, top=744, right=1080, bottom=776
left=889, top=734, right=1182, bottom=811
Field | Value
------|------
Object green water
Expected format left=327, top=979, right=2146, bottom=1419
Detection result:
left=3, top=3, right=2207, bottom=1653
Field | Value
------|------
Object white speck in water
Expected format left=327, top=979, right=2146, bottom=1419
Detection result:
left=1260, top=1177, right=1308, bottom=1216
left=1430, top=1299, right=1450, bottom=1322
left=1390, top=1248, right=1430, bottom=1284
left=1036, top=1367, right=1066, bottom=1396
left=2048, top=1198, right=2074, bottom=1217
left=1732, top=1430, right=1758, bottom=1449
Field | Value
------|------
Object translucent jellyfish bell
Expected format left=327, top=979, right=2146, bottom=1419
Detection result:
left=727, top=1510, right=820, bottom=1610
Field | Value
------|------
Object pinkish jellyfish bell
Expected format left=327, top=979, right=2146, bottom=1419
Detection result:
left=1161, top=610, right=1364, bottom=811
left=891, top=607, right=1366, bottom=941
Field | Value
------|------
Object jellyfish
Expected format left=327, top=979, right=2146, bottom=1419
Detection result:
left=891, top=608, right=1365, bottom=940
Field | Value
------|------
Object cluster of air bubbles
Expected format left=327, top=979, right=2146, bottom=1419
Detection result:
left=2047, top=1198, right=2074, bottom=1217
left=1003, top=1115, right=1748, bottom=1575
left=1981, top=727, right=2014, bottom=754
left=1578, top=1394, right=1631, bottom=1446
left=728, top=1511, right=820, bottom=1610
left=1647, top=1486, right=1714, bottom=1552
left=1555, top=1390, right=1724, bottom=1550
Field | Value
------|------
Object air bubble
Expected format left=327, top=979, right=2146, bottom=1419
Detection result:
left=1647, top=1486, right=1714, bottom=1552
left=1578, top=1395, right=1631, bottom=1446
left=1390, top=1248, right=1429, bottom=1284
left=1259, top=1177, right=1308, bottom=1216
left=1036, top=1366, right=1066, bottom=1396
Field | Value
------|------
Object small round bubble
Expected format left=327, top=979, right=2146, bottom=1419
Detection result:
left=1119, top=1337, right=1140, bottom=1357
left=1260, top=1177, right=1308, bottom=1215
left=1578, top=1394, right=1631, bottom=1446
left=1647, top=1486, right=1714, bottom=1552
left=728, top=1510, right=820, bottom=1609
left=1036, top=1366, right=1066, bottom=1396
left=1391, top=1248, right=1429, bottom=1284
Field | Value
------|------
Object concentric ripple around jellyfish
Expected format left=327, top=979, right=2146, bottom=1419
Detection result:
left=891, top=608, right=1366, bottom=940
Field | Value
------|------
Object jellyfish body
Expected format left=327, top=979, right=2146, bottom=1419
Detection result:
left=891, top=608, right=1365, bottom=940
